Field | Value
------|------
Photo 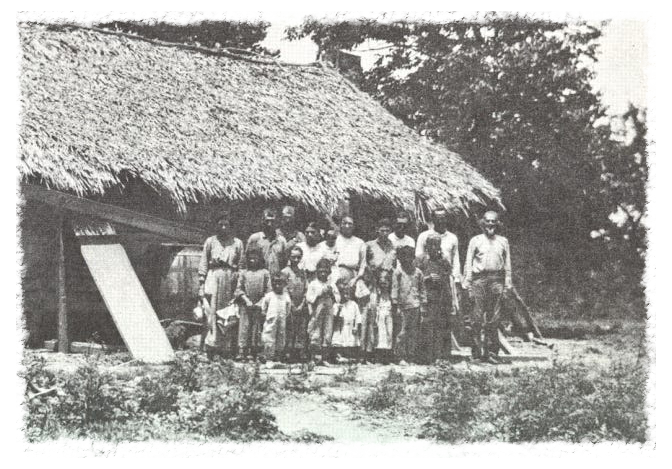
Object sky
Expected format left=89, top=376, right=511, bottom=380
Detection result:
left=262, top=11, right=656, bottom=114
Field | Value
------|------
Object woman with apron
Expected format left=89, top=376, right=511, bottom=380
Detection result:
left=198, top=212, right=244, bottom=357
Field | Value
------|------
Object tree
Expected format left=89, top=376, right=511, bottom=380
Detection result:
left=596, top=105, right=647, bottom=268
left=96, top=20, right=278, bottom=56
left=287, top=17, right=626, bottom=278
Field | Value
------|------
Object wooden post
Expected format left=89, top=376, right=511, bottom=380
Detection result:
left=57, top=214, right=69, bottom=353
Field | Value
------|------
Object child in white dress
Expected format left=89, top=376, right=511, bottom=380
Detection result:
left=331, top=283, right=362, bottom=361
left=373, top=269, right=394, bottom=364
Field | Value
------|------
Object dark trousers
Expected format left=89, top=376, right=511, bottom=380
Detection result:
left=469, top=274, right=505, bottom=358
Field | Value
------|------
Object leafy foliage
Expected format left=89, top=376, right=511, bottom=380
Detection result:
left=96, top=20, right=278, bottom=56
left=57, top=358, right=132, bottom=428
left=360, top=369, right=406, bottom=411
left=418, top=364, right=494, bottom=441
left=287, top=16, right=647, bottom=317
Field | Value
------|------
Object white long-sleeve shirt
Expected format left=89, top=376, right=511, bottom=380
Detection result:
left=463, top=234, right=512, bottom=289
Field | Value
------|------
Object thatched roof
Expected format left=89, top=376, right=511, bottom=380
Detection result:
left=19, top=23, right=500, bottom=214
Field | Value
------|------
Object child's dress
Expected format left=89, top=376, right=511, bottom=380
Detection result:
left=331, top=300, right=362, bottom=348
left=260, top=291, right=291, bottom=359
left=372, top=292, right=393, bottom=350
left=306, top=279, right=340, bottom=348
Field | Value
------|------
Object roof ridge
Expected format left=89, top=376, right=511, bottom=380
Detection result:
left=25, top=22, right=324, bottom=69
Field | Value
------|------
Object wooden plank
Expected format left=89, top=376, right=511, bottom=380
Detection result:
left=22, top=184, right=208, bottom=244
left=497, top=330, right=514, bottom=355
left=79, top=241, right=175, bottom=363
left=57, top=215, right=69, bottom=353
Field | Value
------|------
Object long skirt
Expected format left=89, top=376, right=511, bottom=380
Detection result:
left=203, top=267, right=238, bottom=351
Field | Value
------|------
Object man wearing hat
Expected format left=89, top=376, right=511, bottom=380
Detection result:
left=244, top=208, right=288, bottom=276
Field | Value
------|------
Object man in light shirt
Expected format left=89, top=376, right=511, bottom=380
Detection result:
left=415, top=209, right=461, bottom=284
left=462, top=211, right=512, bottom=364
left=388, top=212, right=416, bottom=249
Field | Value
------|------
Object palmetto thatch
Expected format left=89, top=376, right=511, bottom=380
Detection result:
left=19, top=23, right=500, bottom=214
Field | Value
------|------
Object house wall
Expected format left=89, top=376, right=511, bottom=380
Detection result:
left=20, top=181, right=406, bottom=347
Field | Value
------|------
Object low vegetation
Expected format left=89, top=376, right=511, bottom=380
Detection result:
left=17, top=353, right=337, bottom=457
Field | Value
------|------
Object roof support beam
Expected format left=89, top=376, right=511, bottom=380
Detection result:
left=22, top=184, right=208, bottom=244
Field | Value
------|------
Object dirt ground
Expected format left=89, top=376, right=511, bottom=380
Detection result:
left=24, top=321, right=647, bottom=443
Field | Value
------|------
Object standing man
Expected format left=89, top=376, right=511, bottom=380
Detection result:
left=333, top=216, right=366, bottom=287
left=462, top=211, right=512, bottom=364
left=245, top=208, right=287, bottom=276
left=277, top=205, right=306, bottom=252
left=388, top=212, right=415, bottom=249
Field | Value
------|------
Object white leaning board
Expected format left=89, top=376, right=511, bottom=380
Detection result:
left=80, top=242, right=175, bottom=363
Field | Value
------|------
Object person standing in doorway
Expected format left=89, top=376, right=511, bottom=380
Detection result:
left=297, top=222, right=328, bottom=282
left=245, top=208, right=287, bottom=276
left=462, top=211, right=512, bottom=364
left=277, top=205, right=306, bottom=253
left=333, top=216, right=366, bottom=287
left=389, top=212, right=416, bottom=249
left=198, top=212, right=244, bottom=358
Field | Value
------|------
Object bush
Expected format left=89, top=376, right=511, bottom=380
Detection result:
left=178, top=364, right=279, bottom=440
left=283, top=364, right=322, bottom=393
left=135, top=374, right=181, bottom=414
left=418, top=365, right=493, bottom=442
left=360, top=369, right=406, bottom=411
left=334, top=363, right=358, bottom=384
left=502, top=361, right=647, bottom=443
left=21, top=356, right=62, bottom=441
left=168, top=351, right=204, bottom=392
left=57, top=358, right=131, bottom=429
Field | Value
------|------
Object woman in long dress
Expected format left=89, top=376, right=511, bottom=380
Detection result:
left=198, top=213, right=244, bottom=356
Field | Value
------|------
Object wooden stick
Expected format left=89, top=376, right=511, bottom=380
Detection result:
left=57, top=214, right=69, bottom=353
left=510, top=286, right=543, bottom=339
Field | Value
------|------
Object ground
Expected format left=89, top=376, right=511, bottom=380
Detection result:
left=22, top=319, right=648, bottom=446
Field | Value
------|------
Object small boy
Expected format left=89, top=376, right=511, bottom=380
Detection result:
left=281, top=246, right=308, bottom=362
left=370, top=269, right=394, bottom=364
left=418, top=234, right=453, bottom=364
left=234, top=248, right=271, bottom=360
left=305, top=258, right=340, bottom=365
left=331, top=282, right=363, bottom=362
left=391, top=245, right=427, bottom=364
left=260, top=274, right=292, bottom=362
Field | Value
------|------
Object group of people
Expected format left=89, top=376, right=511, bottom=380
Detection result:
left=197, top=205, right=513, bottom=366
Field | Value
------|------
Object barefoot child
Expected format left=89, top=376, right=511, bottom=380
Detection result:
left=260, top=274, right=291, bottom=362
left=234, top=248, right=271, bottom=360
left=391, top=245, right=427, bottom=364
left=305, top=258, right=340, bottom=365
left=281, top=246, right=308, bottom=362
left=371, top=269, right=394, bottom=364
left=331, top=282, right=363, bottom=362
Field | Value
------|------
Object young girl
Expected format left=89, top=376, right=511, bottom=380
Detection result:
left=234, top=248, right=271, bottom=360
left=306, top=258, right=340, bottom=365
left=331, top=282, right=363, bottom=362
left=260, top=274, right=291, bottom=363
left=371, top=269, right=394, bottom=364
